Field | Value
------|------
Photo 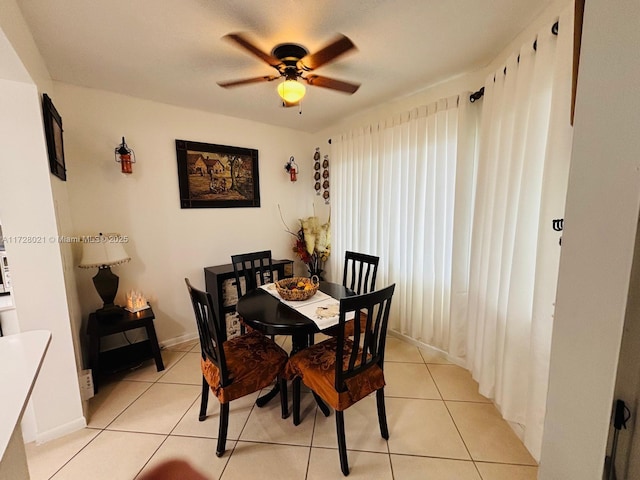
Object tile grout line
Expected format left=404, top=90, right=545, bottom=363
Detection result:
left=99, top=349, right=187, bottom=432
left=47, top=340, right=537, bottom=479
left=96, top=349, right=191, bottom=478
left=98, top=381, right=155, bottom=431
left=424, top=361, right=482, bottom=473
left=219, top=388, right=262, bottom=479
left=303, top=397, right=320, bottom=480
left=44, top=429, right=104, bottom=480
left=440, top=393, right=481, bottom=473
left=132, top=434, right=171, bottom=480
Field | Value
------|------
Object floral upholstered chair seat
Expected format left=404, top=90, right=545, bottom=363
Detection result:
left=201, top=330, right=287, bottom=404
left=285, top=336, right=385, bottom=411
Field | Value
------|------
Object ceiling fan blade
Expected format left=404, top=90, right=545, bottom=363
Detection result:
left=217, top=75, right=280, bottom=88
left=304, top=75, right=360, bottom=94
left=298, top=34, right=356, bottom=71
left=223, top=33, right=282, bottom=68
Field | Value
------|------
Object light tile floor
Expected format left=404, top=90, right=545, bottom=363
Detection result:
left=25, top=336, right=538, bottom=479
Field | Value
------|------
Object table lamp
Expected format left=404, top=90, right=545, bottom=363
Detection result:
left=79, top=233, right=130, bottom=319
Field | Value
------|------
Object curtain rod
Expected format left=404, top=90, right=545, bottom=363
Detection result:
left=469, top=20, right=559, bottom=103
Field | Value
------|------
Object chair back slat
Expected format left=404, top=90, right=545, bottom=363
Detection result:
left=335, top=284, right=395, bottom=391
left=342, top=251, right=379, bottom=295
left=231, top=250, right=275, bottom=298
left=185, top=278, right=230, bottom=385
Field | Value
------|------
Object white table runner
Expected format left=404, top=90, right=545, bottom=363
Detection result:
left=259, top=283, right=353, bottom=330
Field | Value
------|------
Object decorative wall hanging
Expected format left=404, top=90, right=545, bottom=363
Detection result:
left=322, top=154, right=330, bottom=204
left=176, top=139, right=260, bottom=208
left=313, top=148, right=321, bottom=196
left=42, top=94, right=67, bottom=181
left=284, top=156, right=298, bottom=182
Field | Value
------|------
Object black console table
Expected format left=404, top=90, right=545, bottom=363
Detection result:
left=204, top=259, right=293, bottom=339
left=87, top=305, right=164, bottom=393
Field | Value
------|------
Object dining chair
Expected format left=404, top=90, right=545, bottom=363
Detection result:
left=185, top=278, right=288, bottom=457
left=231, top=250, right=276, bottom=335
left=285, top=283, right=396, bottom=476
left=343, top=250, right=380, bottom=295
left=231, top=250, right=276, bottom=297
left=322, top=250, right=380, bottom=338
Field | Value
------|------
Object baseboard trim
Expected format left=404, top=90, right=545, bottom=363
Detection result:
left=33, top=416, right=86, bottom=445
left=160, top=332, right=199, bottom=350
left=387, top=329, right=466, bottom=368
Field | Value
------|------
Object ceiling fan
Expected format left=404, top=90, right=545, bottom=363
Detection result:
left=217, top=33, right=360, bottom=107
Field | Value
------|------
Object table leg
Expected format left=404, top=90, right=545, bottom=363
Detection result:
left=256, top=382, right=281, bottom=408
left=145, top=321, right=165, bottom=372
left=291, top=332, right=309, bottom=355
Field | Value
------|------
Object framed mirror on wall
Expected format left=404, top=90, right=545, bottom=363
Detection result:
left=42, top=93, right=66, bottom=181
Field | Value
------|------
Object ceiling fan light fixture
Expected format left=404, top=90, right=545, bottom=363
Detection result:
left=277, top=79, right=306, bottom=104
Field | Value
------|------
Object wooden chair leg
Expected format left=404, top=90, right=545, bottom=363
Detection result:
left=335, top=410, right=349, bottom=476
left=216, top=402, right=230, bottom=457
left=199, top=376, right=209, bottom=421
left=293, top=377, right=301, bottom=426
left=313, top=391, right=331, bottom=417
left=280, top=377, right=288, bottom=419
left=376, top=389, right=389, bottom=439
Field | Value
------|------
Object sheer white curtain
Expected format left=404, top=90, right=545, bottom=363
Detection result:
left=330, top=97, right=476, bottom=352
left=465, top=5, right=574, bottom=460
left=330, top=4, right=573, bottom=462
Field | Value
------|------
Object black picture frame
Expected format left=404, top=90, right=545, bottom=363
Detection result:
left=176, top=139, right=260, bottom=209
left=42, top=93, right=66, bottom=181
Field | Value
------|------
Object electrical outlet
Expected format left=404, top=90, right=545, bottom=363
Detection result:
left=79, top=369, right=94, bottom=401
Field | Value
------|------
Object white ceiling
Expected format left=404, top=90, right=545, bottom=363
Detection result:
left=17, top=0, right=554, bottom=133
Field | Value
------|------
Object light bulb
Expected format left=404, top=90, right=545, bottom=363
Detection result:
left=277, top=80, right=306, bottom=104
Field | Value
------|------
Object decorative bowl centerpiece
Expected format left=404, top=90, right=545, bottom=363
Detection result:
left=275, top=275, right=319, bottom=301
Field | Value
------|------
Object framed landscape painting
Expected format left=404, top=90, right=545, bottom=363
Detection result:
left=175, top=139, right=260, bottom=208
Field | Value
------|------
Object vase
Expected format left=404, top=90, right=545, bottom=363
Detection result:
left=307, top=267, right=324, bottom=281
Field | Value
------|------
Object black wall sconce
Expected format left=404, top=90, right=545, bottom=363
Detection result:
left=115, top=137, right=136, bottom=174
left=284, top=156, right=298, bottom=182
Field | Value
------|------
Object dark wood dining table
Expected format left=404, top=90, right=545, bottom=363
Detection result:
left=235, top=281, right=353, bottom=353
left=235, top=281, right=354, bottom=416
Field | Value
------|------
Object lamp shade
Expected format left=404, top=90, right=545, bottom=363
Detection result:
left=277, top=79, right=306, bottom=104
left=78, top=233, right=130, bottom=268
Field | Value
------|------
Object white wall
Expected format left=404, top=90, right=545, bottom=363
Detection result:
left=0, top=0, right=85, bottom=444
left=0, top=79, right=84, bottom=441
left=53, top=83, right=318, bottom=348
left=539, top=0, right=640, bottom=478
left=610, top=219, right=640, bottom=478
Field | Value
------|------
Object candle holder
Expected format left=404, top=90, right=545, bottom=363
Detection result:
left=125, top=290, right=149, bottom=313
